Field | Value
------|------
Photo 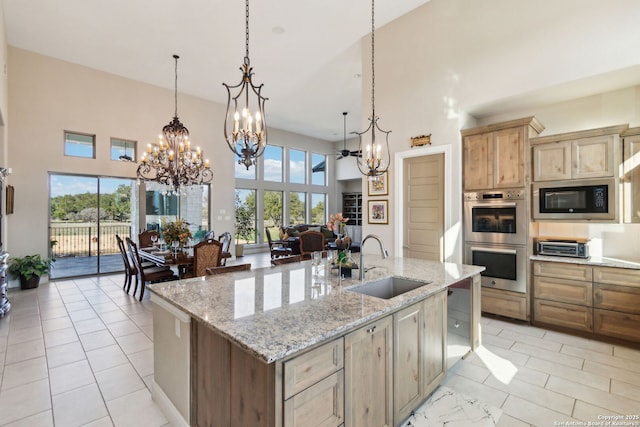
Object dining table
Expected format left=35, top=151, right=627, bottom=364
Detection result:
left=138, top=245, right=232, bottom=277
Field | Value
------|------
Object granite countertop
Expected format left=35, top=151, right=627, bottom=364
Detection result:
left=148, top=256, right=484, bottom=363
left=531, top=254, right=640, bottom=270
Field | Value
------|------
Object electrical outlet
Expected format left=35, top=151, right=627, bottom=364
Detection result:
left=174, top=317, right=181, bottom=338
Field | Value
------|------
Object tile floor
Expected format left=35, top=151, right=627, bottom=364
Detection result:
left=0, top=264, right=639, bottom=426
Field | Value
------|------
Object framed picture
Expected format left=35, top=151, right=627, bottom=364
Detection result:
left=367, top=171, right=388, bottom=196
left=6, top=185, right=14, bottom=215
left=368, top=200, right=388, bottom=224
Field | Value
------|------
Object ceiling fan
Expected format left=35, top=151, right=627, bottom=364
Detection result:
left=337, top=112, right=362, bottom=160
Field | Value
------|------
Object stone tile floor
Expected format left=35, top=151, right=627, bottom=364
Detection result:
left=0, top=257, right=639, bottom=426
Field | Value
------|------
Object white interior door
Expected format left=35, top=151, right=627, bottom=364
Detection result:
left=403, top=154, right=444, bottom=261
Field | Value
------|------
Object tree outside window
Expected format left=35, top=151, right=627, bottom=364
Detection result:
left=263, top=190, right=283, bottom=243
left=289, top=192, right=306, bottom=225
left=234, top=189, right=256, bottom=244
left=311, top=193, right=326, bottom=225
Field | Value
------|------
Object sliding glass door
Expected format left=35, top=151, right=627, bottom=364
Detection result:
left=49, top=174, right=135, bottom=279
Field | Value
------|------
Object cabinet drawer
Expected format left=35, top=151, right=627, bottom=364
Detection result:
left=594, top=283, right=640, bottom=314
left=284, top=338, right=344, bottom=399
left=593, top=267, right=640, bottom=288
left=534, top=299, right=593, bottom=332
left=481, top=288, right=527, bottom=320
left=284, top=371, right=344, bottom=427
left=533, top=276, right=592, bottom=306
left=533, top=262, right=592, bottom=282
left=594, top=309, right=640, bottom=343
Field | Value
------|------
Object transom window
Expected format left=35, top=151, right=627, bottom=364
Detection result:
left=110, top=138, right=136, bottom=162
left=64, top=131, right=95, bottom=158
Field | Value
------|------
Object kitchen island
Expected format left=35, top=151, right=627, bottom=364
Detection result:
left=148, top=256, right=484, bottom=427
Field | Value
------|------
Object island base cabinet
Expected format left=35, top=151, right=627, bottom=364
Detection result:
left=393, top=289, right=446, bottom=426
left=284, top=371, right=344, bottom=427
left=344, top=316, right=393, bottom=427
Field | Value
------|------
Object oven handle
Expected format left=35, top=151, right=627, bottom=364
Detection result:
left=469, top=246, right=517, bottom=255
left=469, top=202, right=518, bottom=208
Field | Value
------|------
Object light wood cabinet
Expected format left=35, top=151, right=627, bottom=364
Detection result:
left=481, top=287, right=528, bottom=321
left=622, top=129, right=640, bottom=223
left=462, top=117, right=544, bottom=190
left=533, top=261, right=593, bottom=333
left=392, top=289, right=446, bottom=425
left=533, top=261, right=640, bottom=343
left=531, top=125, right=626, bottom=182
left=284, top=371, right=344, bottom=427
left=344, top=316, right=393, bottom=427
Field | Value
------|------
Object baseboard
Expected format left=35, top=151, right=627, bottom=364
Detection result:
left=152, top=380, right=189, bottom=427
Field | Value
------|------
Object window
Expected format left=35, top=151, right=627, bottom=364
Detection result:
left=65, top=131, right=95, bottom=158
left=235, top=159, right=256, bottom=180
left=289, top=149, right=306, bottom=184
left=235, top=189, right=257, bottom=244
left=111, top=138, right=136, bottom=161
left=289, top=192, right=306, bottom=224
left=311, top=153, right=326, bottom=186
left=264, top=145, right=283, bottom=182
left=263, top=190, right=283, bottom=243
left=311, top=193, right=326, bottom=224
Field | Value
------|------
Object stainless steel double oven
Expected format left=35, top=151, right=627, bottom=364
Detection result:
left=463, top=189, right=527, bottom=293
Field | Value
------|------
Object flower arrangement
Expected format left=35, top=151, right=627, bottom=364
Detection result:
left=161, top=217, right=192, bottom=246
left=326, top=212, right=349, bottom=233
left=327, top=213, right=352, bottom=262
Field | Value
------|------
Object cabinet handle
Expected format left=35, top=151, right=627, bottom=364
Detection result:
left=366, top=326, right=377, bottom=334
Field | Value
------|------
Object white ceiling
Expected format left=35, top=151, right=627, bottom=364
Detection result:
left=2, top=0, right=431, bottom=142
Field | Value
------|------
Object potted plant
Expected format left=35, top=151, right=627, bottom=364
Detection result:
left=8, top=254, right=55, bottom=289
left=234, top=193, right=255, bottom=257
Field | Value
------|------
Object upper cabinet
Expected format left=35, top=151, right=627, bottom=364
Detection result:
left=622, top=128, right=640, bottom=223
left=530, top=125, right=627, bottom=182
left=462, top=117, right=544, bottom=190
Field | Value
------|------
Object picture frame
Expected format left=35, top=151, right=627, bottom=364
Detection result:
left=368, top=200, right=388, bottom=224
left=6, top=185, right=14, bottom=215
left=367, top=171, right=388, bottom=196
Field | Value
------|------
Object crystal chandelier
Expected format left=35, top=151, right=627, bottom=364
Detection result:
left=137, top=55, right=212, bottom=194
left=223, top=0, right=268, bottom=170
left=356, top=0, right=391, bottom=181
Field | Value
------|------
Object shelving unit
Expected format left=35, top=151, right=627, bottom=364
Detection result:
left=342, top=192, right=362, bottom=226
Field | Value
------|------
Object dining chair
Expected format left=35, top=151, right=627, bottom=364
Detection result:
left=271, top=255, right=302, bottom=265
left=116, top=234, right=156, bottom=294
left=218, top=232, right=233, bottom=266
left=299, top=230, right=325, bottom=260
left=182, top=239, right=223, bottom=278
left=138, top=230, right=160, bottom=248
left=205, top=263, right=251, bottom=275
left=126, top=237, right=177, bottom=301
left=265, top=227, right=292, bottom=260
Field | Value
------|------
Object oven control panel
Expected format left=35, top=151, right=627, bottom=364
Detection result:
left=464, top=190, right=525, bottom=201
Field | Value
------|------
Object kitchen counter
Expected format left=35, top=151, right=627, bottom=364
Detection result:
left=531, top=254, right=640, bottom=270
left=148, top=255, right=484, bottom=363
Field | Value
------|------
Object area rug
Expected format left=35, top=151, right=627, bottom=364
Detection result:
left=400, top=386, right=502, bottom=427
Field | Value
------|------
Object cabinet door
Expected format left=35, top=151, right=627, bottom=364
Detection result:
left=463, top=133, right=493, bottom=190
left=573, top=135, right=615, bottom=179
left=534, top=299, right=593, bottom=332
left=422, top=290, right=446, bottom=397
left=623, top=134, right=640, bottom=223
left=284, top=371, right=344, bottom=427
left=493, top=128, right=524, bottom=188
left=344, top=316, right=393, bottom=427
left=533, top=141, right=571, bottom=181
left=393, top=304, right=422, bottom=424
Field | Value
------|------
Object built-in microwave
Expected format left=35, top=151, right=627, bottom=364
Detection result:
left=532, top=178, right=616, bottom=221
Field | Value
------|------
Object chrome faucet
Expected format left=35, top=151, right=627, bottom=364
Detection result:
left=359, top=234, right=389, bottom=280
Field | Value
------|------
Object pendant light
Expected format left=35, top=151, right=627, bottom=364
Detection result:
left=223, top=0, right=268, bottom=170
left=356, top=0, right=391, bottom=181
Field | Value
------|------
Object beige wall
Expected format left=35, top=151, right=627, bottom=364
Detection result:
left=6, top=47, right=334, bottom=259
left=363, top=0, right=640, bottom=262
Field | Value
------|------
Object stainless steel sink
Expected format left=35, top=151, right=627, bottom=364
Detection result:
left=347, top=277, right=430, bottom=299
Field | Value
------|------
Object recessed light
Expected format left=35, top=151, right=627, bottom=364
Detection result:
left=354, top=73, right=361, bottom=78
left=272, top=26, right=285, bottom=35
